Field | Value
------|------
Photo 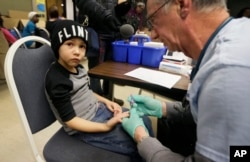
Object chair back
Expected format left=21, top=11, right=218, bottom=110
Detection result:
left=39, top=27, right=50, bottom=41
left=12, top=27, right=22, bottom=39
left=5, top=36, right=56, bottom=133
left=12, top=27, right=27, bottom=48
left=35, top=28, right=50, bottom=48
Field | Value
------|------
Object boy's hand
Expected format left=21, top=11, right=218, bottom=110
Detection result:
left=105, top=100, right=122, bottom=114
left=106, top=111, right=129, bottom=129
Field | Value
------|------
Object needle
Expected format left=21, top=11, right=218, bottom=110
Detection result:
left=129, top=95, right=134, bottom=107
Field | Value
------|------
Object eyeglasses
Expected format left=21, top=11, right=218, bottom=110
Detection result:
left=146, top=0, right=169, bottom=30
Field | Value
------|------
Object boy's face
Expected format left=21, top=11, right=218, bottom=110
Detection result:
left=58, top=38, right=87, bottom=72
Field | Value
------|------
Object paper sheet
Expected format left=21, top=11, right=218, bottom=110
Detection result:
left=125, top=67, right=181, bottom=89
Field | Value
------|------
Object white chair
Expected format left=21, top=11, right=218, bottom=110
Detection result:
left=12, top=27, right=27, bottom=48
left=12, top=27, right=22, bottom=39
left=4, top=36, right=130, bottom=162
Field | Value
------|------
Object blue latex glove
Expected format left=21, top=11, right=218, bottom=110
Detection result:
left=122, top=108, right=148, bottom=139
left=128, top=95, right=163, bottom=118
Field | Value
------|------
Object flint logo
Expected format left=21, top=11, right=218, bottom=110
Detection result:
left=58, top=25, right=87, bottom=43
left=230, top=146, right=250, bottom=162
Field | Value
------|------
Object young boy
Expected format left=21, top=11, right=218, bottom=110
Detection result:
left=45, top=20, right=153, bottom=160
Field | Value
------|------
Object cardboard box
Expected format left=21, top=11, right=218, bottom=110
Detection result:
left=2, top=17, right=21, bottom=29
left=8, top=10, right=29, bottom=19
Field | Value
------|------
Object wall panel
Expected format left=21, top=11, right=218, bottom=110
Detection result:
left=0, top=0, right=32, bottom=16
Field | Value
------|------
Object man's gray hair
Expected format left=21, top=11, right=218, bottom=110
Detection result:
left=192, top=0, right=227, bottom=12
left=153, top=0, right=227, bottom=12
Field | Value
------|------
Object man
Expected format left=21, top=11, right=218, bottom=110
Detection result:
left=22, top=11, right=39, bottom=48
left=76, top=0, right=131, bottom=106
left=46, top=5, right=65, bottom=35
left=122, top=0, right=250, bottom=161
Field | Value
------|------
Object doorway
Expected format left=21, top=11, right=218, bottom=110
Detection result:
left=45, top=0, right=66, bottom=20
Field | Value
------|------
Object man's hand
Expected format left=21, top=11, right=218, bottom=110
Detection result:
left=122, top=108, right=148, bottom=138
left=128, top=95, right=163, bottom=118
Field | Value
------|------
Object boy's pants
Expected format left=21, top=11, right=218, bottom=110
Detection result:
left=73, top=103, right=154, bottom=159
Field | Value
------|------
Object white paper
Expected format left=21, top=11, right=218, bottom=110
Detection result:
left=124, top=67, right=181, bottom=89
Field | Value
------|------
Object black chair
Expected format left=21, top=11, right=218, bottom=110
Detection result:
left=4, top=36, right=131, bottom=162
left=39, top=27, right=50, bottom=41
left=35, top=27, right=50, bottom=48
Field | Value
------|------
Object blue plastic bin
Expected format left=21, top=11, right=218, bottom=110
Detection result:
left=141, top=46, right=167, bottom=68
left=127, top=35, right=151, bottom=64
left=128, top=45, right=143, bottom=64
left=112, top=41, right=129, bottom=62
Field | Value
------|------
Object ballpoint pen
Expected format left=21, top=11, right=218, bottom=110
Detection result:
left=129, top=95, right=135, bottom=108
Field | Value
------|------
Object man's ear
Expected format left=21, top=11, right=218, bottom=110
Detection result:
left=177, top=0, right=190, bottom=19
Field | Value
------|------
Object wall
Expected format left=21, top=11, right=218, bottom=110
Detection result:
left=33, top=0, right=47, bottom=21
left=66, top=0, right=74, bottom=20
left=46, top=0, right=64, bottom=19
left=0, top=0, right=47, bottom=21
left=0, top=0, right=32, bottom=16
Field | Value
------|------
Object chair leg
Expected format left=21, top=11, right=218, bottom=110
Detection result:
left=108, top=81, right=115, bottom=101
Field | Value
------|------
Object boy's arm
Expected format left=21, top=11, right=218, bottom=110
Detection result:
left=66, top=111, right=129, bottom=133
left=66, top=116, right=112, bottom=132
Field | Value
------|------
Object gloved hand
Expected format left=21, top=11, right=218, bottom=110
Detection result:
left=128, top=95, right=163, bottom=118
left=105, top=15, right=120, bottom=32
left=122, top=108, right=148, bottom=138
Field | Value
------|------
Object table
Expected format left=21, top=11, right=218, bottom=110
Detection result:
left=88, top=61, right=189, bottom=101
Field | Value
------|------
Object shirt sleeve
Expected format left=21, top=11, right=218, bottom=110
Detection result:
left=1, top=28, right=17, bottom=44
left=45, top=64, right=76, bottom=122
left=75, top=0, right=112, bottom=24
left=166, top=101, right=195, bottom=125
left=27, top=22, right=36, bottom=35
